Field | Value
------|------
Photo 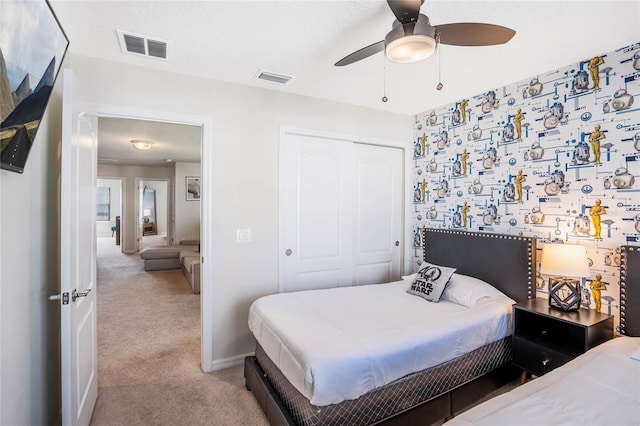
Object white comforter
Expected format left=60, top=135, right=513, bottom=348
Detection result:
left=248, top=280, right=514, bottom=406
left=447, top=336, right=640, bottom=426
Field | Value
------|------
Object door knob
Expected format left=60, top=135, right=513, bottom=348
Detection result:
left=72, top=288, right=92, bottom=302
left=49, top=292, right=70, bottom=305
left=395, top=241, right=400, bottom=246
left=285, top=249, right=292, bottom=256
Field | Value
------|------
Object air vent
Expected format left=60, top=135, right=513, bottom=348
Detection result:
left=147, top=40, right=167, bottom=59
left=117, top=30, right=169, bottom=60
left=255, top=70, right=293, bottom=85
left=123, top=34, right=145, bottom=55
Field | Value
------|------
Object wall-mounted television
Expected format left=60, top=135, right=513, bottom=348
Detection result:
left=0, top=0, right=69, bottom=174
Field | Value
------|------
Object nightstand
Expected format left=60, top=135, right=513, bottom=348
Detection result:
left=513, top=298, right=613, bottom=377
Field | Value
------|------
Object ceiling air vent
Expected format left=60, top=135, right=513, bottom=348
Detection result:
left=255, top=70, right=292, bottom=85
left=117, top=30, right=169, bottom=60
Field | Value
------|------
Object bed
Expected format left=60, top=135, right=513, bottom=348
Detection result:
left=244, top=229, right=537, bottom=425
left=445, top=244, right=640, bottom=426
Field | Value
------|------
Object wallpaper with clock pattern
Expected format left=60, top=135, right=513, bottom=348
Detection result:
left=411, top=41, right=640, bottom=325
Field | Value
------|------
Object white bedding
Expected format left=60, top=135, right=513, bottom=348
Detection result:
left=248, top=280, right=514, bottom=406
left=447, top=336, right=640, bottom=426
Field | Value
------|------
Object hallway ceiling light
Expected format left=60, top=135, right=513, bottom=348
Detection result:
left=131, top=139, right=154, bottom=150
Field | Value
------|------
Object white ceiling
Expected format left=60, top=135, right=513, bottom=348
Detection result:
left=49, top=1, right=640, bottom=163
left=97, top=117, right=201, bottom=166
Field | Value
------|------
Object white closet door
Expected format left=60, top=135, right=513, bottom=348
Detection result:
left=353, top=144, right=403, bottom=285
left=280, top=132, right=403, bottom=293
left=280, top=133, right=355, bottom=292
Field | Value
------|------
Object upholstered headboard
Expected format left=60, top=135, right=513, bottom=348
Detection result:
left=422, top=228, right=536, bottom=303
left=620, top=246, right=640, bottom=337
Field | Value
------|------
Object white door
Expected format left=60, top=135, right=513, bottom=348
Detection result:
left=280, top=134, right=355, bottom=291
left=353, top=144, right=403, bottom=285
left=60, top=69, right=98, bottom=426
left=280, top=133, right=403, bottom=292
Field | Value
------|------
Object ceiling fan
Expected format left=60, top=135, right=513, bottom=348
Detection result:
left=335, top=0, right=516, bottom=66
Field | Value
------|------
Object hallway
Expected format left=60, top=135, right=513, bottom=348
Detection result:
left=91, top=237, right=267, bottom=425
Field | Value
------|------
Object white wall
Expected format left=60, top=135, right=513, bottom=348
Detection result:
left=142, top=179, right=169, bottom=236
left=97, top=164, right=174, bottom=253
left=0, top=80, right=62, bottom=425
left=68, top=53, right=413, bottom=367
left=174, top=162, right=201, bottom=243
left=96, top=178, right=122, bottom=237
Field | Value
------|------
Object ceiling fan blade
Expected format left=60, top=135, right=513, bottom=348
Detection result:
left=387, top=0, right=423, bottom=24
left=436, top=23, right=516, bottom=46
left=335, top=40, right=385, bottom=67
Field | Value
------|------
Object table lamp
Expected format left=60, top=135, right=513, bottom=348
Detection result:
left=539, top=243, right=590, bottom=311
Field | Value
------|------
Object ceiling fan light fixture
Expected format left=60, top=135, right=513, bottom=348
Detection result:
left=386, top=34, right=436, bottom=63
left=130, top=139, right=154, bottom=150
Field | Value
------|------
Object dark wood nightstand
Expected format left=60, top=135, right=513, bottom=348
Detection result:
left=513, top=298, right=613, bottom=377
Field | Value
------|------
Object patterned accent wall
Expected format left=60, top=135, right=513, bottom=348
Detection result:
left=412, top=42, right=640, bottom=324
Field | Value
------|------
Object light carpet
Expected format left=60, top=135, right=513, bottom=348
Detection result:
left=91, top=237, right=268, bottom=425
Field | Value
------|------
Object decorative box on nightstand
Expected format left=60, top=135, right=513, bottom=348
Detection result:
left=513, top=298, right=613, bottom=377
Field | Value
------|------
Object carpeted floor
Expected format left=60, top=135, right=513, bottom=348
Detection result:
left=91, top=237, right=268, bottom=425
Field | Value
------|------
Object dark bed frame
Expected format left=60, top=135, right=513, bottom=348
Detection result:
left=244, top=228, right=537, bottom=425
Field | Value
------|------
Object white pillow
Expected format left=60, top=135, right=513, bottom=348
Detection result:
left=407, top=262, right=456, bottom=302
left=441, top=273, right=508, bottom=307
left=401, top=273, right=417, bottom=281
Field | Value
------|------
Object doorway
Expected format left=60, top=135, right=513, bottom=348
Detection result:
left=91, top=106, right=213, bottom=374
left=96, top=178, right=124, bottom=254
left=137, top=179, right=171, bottom=250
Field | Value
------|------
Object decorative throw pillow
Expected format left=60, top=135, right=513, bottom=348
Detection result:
left=407, top=262, right=456, bottom=302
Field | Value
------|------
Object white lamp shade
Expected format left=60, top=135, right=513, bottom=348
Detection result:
left=539, top=243, right=590, bottom=278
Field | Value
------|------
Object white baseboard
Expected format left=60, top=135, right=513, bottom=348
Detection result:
left=206, top=352, right=254, bottom=371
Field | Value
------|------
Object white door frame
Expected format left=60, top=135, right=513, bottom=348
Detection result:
left=278, top=125, right=411, bottom=292
left=88, top=103, right=213, bottom=371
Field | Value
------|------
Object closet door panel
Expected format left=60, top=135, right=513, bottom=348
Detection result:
left=353, top=144, right=403, bottom=286
left=280, top=131, right=403, bottom=292
left=280, top=133, right=354, bottom=292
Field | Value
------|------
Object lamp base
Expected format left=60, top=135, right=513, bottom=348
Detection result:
left=548, top=277, right=581, bottom=311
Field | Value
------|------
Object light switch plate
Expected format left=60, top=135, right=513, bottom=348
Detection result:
left=237, top=228, right=251, bottom=243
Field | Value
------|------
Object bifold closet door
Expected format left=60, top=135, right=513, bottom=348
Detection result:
left=280, top=132, right=403, bottom=293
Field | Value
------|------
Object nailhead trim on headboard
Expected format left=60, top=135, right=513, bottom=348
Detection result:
left=619, top=246, right=633, bottom=336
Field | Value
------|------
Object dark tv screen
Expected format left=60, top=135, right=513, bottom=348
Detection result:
left=0, top=0, right=69, bottom=174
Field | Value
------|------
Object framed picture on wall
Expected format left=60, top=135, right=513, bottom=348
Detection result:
left=1, top=0, right=70, bottom=174
left=186, top=176, right=200, bottom=201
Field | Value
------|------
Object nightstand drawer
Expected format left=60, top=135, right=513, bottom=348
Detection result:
left=513, top=336, right=573, bottom=376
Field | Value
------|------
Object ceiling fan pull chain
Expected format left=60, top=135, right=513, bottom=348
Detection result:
left=436, top=33, right=443, bottom=91
left=382, top=55, right=389, bottom=102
